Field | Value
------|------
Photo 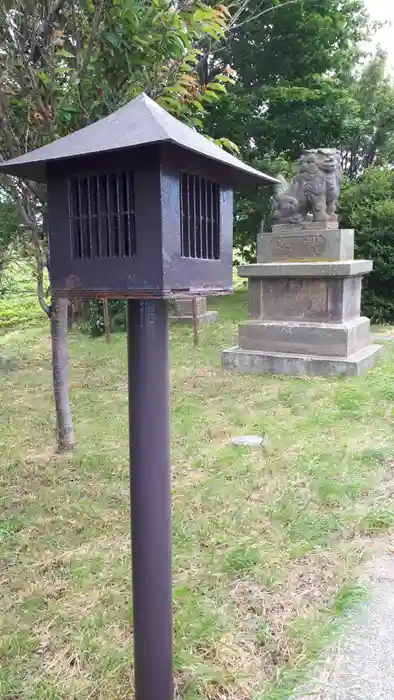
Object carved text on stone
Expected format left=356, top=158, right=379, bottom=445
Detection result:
left=288, top=280, right=328, bottom=316
left=270, top=234, right=327, bottom=259
left=263, top=279, right=328, bottom=319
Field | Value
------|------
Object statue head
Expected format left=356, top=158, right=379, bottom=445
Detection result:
left=298, top=148, right=340, bottom=174
left=315, top=148, right=340, bottom=173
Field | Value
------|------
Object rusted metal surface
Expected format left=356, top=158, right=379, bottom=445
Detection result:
left=128, top=299, right=172, bottom=700
left=51, top=287, right=232, bottom=299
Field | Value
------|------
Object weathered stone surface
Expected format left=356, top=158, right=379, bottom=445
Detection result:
left=171, top=310, right=218, bottom=324
left=248, top=277, right=362, bottom=324
left=175, top=297, right=207, bottom=317
left=232, top=435, right=265, bottom=447
left=247, top=278, right=263, bottom=320
left=238, top=317, right=371, bottom=357
left=342, top=277, right=362, bottom=321
left=272, top=221, right=339, bottom=232
left=239, top=260, right=373, bottom=278
left=261, top=279, right=329, bottom=321
left=223, top=224, right=380, bottom=377
left=273, top=148, right=341, bottom=225
left=170, top=296, right=218, bottom=324
left=257, top=228, right=354, bottom=263
left=222, top=344, right=384, bottom=377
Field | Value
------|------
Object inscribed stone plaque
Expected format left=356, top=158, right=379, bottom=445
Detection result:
left=257, top=228, right=355, bottom=263
left=270, top=234, right=327, bottom=260
left=261, top=279, right=329, bottom=321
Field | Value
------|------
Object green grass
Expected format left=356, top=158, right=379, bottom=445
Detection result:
left=0, top=260, right=47, bottom=329
left=1, top=292, right=394, bottom=700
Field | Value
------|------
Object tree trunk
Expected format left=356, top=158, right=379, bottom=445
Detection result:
left=103, top=298, right=111, bottom=342
left=50, top=296, right=75, bottom=452
left=67, top=300, right=75, bottom=330
left=192, top=297, right=199, bottom=346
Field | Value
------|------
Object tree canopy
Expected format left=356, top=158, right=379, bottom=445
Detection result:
left=205, top=0, right=368, bottom=158
left=0, top=0, right=232, bottom=297
left=0, top=0, right=234, bottom=450
left=198, top=0, right=394, bottom=259
left=339, top=168, right=394, bottom=323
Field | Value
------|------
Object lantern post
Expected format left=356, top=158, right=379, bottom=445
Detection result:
left=127, top=298, right=172, bottom=700
left=0, top=92, right=277, bottom=700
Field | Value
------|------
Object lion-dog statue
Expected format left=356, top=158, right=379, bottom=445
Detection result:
left=273, top=148, right=342, bottom=225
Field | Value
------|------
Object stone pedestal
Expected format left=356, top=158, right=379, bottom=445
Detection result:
left=170, top=296, right=218, bottom=324
left=222, top=224, right=383, bottom=377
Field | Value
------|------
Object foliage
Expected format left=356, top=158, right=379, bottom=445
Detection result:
left=0, top=1, right=234, bottom=444
left=202, top=0, right=369, bottom=256
left=1, top=295, right=394, bottom=698
left=0, top=0, right=233, bottom=304
left=206, top=0, right=368, bottom=159
left=0, top=295, right=43, bottom=328
left=339, top=168, right=394, bottom=323
left=233, top=45, right=394, bottom=260
left=82, top=299, right=126, bottom=337
left=0, top=259, right=46, bottom=327
left=233, top=152, right=292, bottom=264
left=0, top=198, right=24, bottom=273
left=339, top=49, right=394, bottom=178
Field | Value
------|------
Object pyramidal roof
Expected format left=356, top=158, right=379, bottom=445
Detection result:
left=0, top=93, right=278, bottom=185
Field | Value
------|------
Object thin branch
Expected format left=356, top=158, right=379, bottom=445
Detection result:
left=29, top=0, right=67, bottom=64
left=10, top=27, right=54, bottom=132
left=79, top=0, right=106, bottom=78
left=228, top=0, right=250, bottom=30
left=231, top=0, right=301, bottom=30
left=40, top=0, right=66, bottom=39
left=37, top=259, right=50, bottom=316
left=0, top=91, right=19, bottom=159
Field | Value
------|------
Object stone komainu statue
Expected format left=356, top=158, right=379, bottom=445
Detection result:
left=273, top=148, right=342, bottom=225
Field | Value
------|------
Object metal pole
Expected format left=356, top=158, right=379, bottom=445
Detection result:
left=127, top=298, right=173, bottom=700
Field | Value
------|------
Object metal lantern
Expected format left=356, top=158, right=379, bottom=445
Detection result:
left=0, top=93, right=276, bottom=700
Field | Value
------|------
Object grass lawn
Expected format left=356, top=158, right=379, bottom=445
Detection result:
left=1, top=291, right=394, bottom=700
left=0, top=261, right=46, bottom=330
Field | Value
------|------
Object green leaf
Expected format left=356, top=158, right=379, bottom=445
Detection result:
left=103, top=31, right=121, bottom=48
left=215, top=74, right=234, bottom=83
left=188, top=117, right=203, bottom=128
left=37, top=71, right=51, bottom=85
left=206, top=81, right=227, bottom=93
left=59, top=104, right=81, bottom=114
left=216, top=137, right=240, bottom=154
left=54, top=66, right=73, bottom=74
left=55, top=48, right=74, bottom=59
left=201, top=24, right=223, bottom=40
left=157, top=95, right=181, bottom=113
left=201, top=90, right=220, bottom=102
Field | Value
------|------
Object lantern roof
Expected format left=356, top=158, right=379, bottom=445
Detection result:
left=0, top=92, right=278, bottom=185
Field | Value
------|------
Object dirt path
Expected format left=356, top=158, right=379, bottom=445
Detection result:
left=294, top=550, right=394, bottom=700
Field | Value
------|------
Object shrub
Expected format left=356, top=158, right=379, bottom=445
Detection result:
left=339, top=169, right=394, bottom=323
left=0, top=260, right=45, bottom=329
left=82, top=299, right=127, bottom=337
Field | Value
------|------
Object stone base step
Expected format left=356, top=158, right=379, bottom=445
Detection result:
left=222, top=344, right=384, bottom=377
left=169, top=310, right=218, bottom=325
left=238, top=317, right=370, bottom=357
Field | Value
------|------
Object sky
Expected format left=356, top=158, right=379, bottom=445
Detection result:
left=364, top=0, right=394, bottom=71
